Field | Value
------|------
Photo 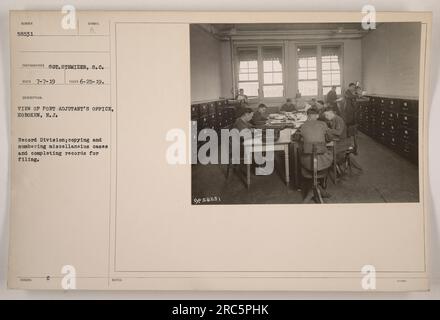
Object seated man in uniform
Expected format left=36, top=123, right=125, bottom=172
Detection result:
left=236, top=88, right=249, bottom=106
left=280, top=98, right=296, bottom=112
left=251, top=104, right=268, bottom=126
left=323, top=108, right=347, bottom=140
left=297, top=108, right=333, bottom=198
left=294, top=92, right=308, bottom=111
left=323, top=108, right=362, bottom=171
left=233, top=107, right=254, bottom=131
left=299, top=108, right=333, bottom=172
left=309, top=98, right=324, bottom=112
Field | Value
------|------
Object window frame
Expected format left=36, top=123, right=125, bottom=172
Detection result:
left=234, top=43, right=286, bottom=103
left=295, top=43, right=344, bottom=100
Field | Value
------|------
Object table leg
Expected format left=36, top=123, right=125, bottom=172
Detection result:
left=293, top=142, right=299, bottom=190
left=246, top=163, right=251, bottom=189
left=333, top=143, right=338, bottom=184
left=284, top=145, right=290, bottom=186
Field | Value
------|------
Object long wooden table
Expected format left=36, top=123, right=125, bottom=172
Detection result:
left=243, top=125, right=338, bottom=190
left=243, top=128, right=296, bottom=189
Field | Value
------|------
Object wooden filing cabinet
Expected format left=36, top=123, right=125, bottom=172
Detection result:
left=191, top=99, right=238, bottom=152
left=356, top=96, right=419, bottom=165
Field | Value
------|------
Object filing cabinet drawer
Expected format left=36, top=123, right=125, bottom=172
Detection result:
left=400, top=100, right=418, bottom=115
left=385, top=99, right=400, bottom=113
left=387, top=123, right=399, bottom=135
left=197, top=116, right=209, bottom=129
left=199, top=104, right=209, bottom=117
left=377, top=109, right=387, bottom=121
left=191, top=104, right=199, bottom=120
left=215, top=100, right=226, bottom=108
left=208, top=103, right=216, bottom=115
left=376, top=131, right=399, bottom=150
left=369, top=97, right=379, bottom=106
left=215, top=104, right=224, bottom=114
left=379, top=98, right=387, bottom=107
left=386, top=111, right=398, bottom=123
left=399, top=114, right=418, bottom=130
left=358, top=104, right=370, bottom=114
left=376, top=131, right=388, bottom=145
left=399, top=128, right=418, bottom=145
left=387, top=135, right=399, bottom=150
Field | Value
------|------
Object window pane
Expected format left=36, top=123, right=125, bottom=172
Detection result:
left=298, top=71, right=308, bottom=80
left=273, top=72, right=283, bottom=84
left=331, top=62, right=340, bottom=70
left=238, top=82, right=259, bottom=97
left=238, top=48, right=258, bottom=88
left=298, top=58, right=308, bottom=68
left=239, top=61, right=249, bottom=69
left=322, top=74, right=331, bottom=86
left=322, top=62, right=331, bottom=71
left=248, top=73, right=258, bottom=81
left=308, top=58, right=317, bottom=68
left=263, top=85, right=284, bottom=97
left=263, top=60, right=273, bottom=72
left=308, top=71, right=317, bottom=79
left=248, top=60, right=258, bottom=68
left=321, top=46, right=342, bottom=98
left=273, top=60, right=282, bottom=72
left=264, top=73, right=273, bottom=84
left=297, top=46, right=317, bottom=94
left=298, top=81, right=318, bottom=96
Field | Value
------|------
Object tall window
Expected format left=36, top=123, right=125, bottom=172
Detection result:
left=262, top=47, right=284, bottom=98
left=297, top=46, right=318, bottom=97
left=237, top=48, right=259, bottom=97
left=322, top=46, right=342, bottom=96
left=236, top=45, right=284, bottom=100
left=297, top=44, right=343, bottom=98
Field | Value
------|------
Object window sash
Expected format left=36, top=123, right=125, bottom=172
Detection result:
left=297, top=44, right=342, bottom=98
left=236, top=45, right=285, bottom=99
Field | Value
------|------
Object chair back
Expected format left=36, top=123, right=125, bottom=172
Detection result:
left=312, top=144, right=318, bottom=186
left=347, top=124, right=359, bottom=154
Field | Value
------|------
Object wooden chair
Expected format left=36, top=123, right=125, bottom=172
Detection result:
left=300, top=144, right=330, bottom=204
left=337, top=125, right=363, bottom=176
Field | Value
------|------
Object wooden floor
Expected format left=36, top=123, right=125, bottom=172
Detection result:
left=191, top=132, right=420, bottom=204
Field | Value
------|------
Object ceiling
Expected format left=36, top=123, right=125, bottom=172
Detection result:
left=213, top=23, right=367, bottom=33
left=199, top=23, right=375, bottom=41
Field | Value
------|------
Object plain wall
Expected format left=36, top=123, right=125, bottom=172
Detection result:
left=190, top=25, right=223, bottom=102
left=362, top=23, right=421, bottom=98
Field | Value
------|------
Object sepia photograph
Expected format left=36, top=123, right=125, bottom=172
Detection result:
left=191, top=22, right=421, bottom=204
